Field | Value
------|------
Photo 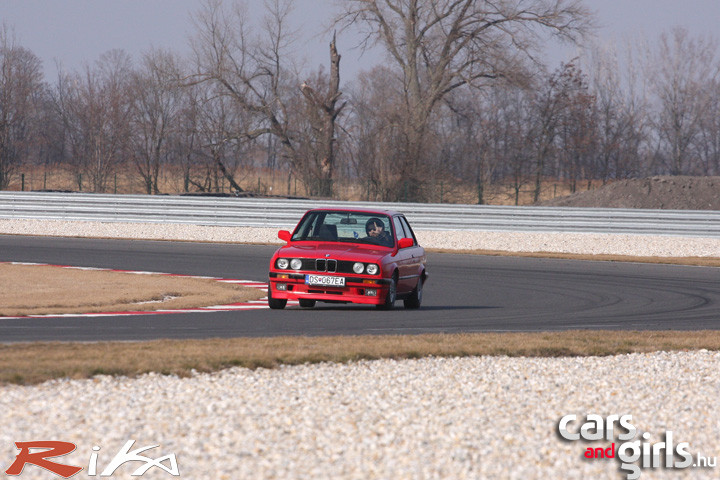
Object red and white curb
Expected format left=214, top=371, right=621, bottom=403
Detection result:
left=0, top=262, right=299, bottom=319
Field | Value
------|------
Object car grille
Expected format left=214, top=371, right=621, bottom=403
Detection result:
left=299, top=259, right=356, bottom=274
left=315, top=259, right=337, bottom=272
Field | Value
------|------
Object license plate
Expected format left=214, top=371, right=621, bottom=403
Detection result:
left=306, top=274, right=345, bottom=287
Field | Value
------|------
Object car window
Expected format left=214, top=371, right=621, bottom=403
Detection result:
left=399, top=216, right=417, bottom=245
left=292, top=211, right=394, bottom=246
left=393, top=216, right=408, bottom=239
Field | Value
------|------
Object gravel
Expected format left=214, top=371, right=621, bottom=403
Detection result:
left=1, top=219, right=719, bottom=478
left=1, top=352, right=719, bottom=479
left=2, top=218, right=720, bottom=257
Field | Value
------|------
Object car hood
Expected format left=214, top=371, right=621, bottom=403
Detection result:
left=276, top=242, right=392, bottom=263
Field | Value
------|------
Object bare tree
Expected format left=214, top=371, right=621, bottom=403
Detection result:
left=191, top=0, right=345, bottom=196
left=169, top=81, right=204, bottom=193
left=337, top=0, right=592, bottom=201
left=488, top=84, right=536, bottom=205
left=529, top=65, right=564, bottom=201
left=694, top=78, right=720, bottom=175
left=299, top=33, right=346, bottom=197
left=34, top=85, right=68, bottom=170
left=346, top=66, right=407, bottom=201
left=129, top=49, right=184, bottom=194
left=646, top=27, right=718, bottom=175
left=190, top=0, right=346, bottom=197
left=54, top=50, right=133, bottom=192
left=552, top=62, right=596, bottom=193
left=0, top=27, right=44, bottom=189
left=441, top=88, right=501, bottom=204
left=586, top=43, right=648, bottom=182
left=194, top=82, right=250, bottom=193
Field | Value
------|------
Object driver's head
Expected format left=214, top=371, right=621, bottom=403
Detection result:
left=365, top=217, right=384, bottom=237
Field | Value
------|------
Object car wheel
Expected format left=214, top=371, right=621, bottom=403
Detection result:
left=299, top=299, right=316, bottom=308
left=404, top=276, right=423, bottom=309
left=376, top=274, right=397, bottom=310
left=267, top=283, right=287, bottom=310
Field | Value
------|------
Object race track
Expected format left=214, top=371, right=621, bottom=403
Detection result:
left=1, top=235, right=719, bottom=342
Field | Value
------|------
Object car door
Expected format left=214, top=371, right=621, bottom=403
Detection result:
left=401, top=215, right=425, bottom=292
left=392, top=216, right=420, bottom=293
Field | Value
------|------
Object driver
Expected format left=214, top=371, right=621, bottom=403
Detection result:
left=365, top=217, right=393, bottom=247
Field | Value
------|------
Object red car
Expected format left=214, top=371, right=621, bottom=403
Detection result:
left=268, top=208, right=427, bottom=309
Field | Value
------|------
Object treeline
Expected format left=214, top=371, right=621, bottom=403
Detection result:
left=1, top=1, right=718, bottom=203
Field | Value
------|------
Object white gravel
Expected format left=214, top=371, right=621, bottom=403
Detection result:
left=1, top=219, right=719, bottom=479
left=1, top=353, right=719, bottom=479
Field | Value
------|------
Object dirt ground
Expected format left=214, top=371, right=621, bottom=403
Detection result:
left=0, top=264, right=265, bottom=317
left=538, top=176, right=720, bottom=210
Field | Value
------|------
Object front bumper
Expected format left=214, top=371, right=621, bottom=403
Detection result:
left=269, top=272, right=391, bottom=305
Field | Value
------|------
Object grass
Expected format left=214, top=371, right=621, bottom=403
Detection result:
left=0, top=263, right=265, bottom=317
left=2, top=331, right=720, bottom=385
left=6, top=164, right=599, bottom=206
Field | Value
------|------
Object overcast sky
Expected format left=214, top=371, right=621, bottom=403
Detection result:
left=1, top=0, right=719, bottom=84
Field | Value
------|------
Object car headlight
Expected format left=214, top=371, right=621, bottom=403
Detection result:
left=290, top=258, right=303, bottom=270
left=353, top=262, right=365, bottom=274
left=277, top=258, right=289, bottom=269
left=366, top=264, right=379, bottom=275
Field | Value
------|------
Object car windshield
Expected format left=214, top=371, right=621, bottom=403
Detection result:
left=292, top=211, right=395, bottom=247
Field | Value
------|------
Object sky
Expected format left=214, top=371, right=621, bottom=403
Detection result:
left=1, top=0, right=719, bottom=85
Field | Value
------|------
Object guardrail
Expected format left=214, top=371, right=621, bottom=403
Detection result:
left=1, top=191, right=719, bottom=237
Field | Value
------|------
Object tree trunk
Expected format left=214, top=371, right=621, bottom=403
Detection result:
left=301, top=33, right=345, bottom=198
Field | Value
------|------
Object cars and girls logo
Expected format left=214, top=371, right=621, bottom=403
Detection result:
left=1, top=440, right=179, bottom=478
left=558, top=414, right=716, bottom=479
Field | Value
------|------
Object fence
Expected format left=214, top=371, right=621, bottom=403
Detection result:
left=1, top=191, right=719, bottom=237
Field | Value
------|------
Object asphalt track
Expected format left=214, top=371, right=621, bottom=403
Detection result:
left=1, top=235, right=719, bottom=342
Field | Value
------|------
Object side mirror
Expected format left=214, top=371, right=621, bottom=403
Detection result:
left=398, top=237, right=414, bottom=249
left=278, top=230, right=291, bottom=243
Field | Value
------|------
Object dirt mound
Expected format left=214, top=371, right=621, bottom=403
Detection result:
left=538, top=176, right=720, bottom=210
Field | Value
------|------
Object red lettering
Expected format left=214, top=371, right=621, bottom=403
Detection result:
left=605, top=442, right=616, bottom=458
left=583, top=443, right=616, bottom=460
left=5, top=441, right=82, bottom=478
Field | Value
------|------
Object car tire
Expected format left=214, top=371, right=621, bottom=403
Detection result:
left=299, top=299, right=316, bottom=308
left=376, top=274, right=397, bottom=310
left=267, top=283, right=287, bottom=310
left=403, top=276, right=423, bottom=309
